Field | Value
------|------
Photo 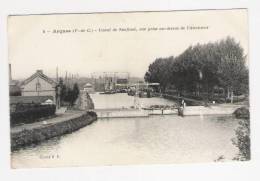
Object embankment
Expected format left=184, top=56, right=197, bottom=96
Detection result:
left=11, top=111, right=97, bottom=151
left=179, top=105, right=242, bottom=116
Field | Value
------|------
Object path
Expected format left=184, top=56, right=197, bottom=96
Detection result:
left=11, top=110, right=85, bottom=134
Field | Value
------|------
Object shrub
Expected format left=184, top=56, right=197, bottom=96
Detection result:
left=232, top=107, right=250, bottom=161
left=10, top=104, right=56, bottom=126
left=232, top=118, right=250, bottom=161
left=233, top=107, right=250, bottom=119
left=87, top=111, right=97, bottom=118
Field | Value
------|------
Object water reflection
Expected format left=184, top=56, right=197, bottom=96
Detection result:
left=11, top=93, right=239, bottom=168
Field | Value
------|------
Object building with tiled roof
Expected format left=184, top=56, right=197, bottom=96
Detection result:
left=20, top=70, right=58, bottom=104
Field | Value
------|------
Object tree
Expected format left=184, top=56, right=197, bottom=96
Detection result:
left=217, top=37, right=248, bottom=103
left=58, top=78, right=68, bottom=105
left=144, top=56, right=174, bottom=91
left=144, top=37, right=249, bottom=102
left=58, top=79, right=80, bottom=107
left=72, top=83, right=80, bottom=105
left=64, top=83, right=80, bottom=106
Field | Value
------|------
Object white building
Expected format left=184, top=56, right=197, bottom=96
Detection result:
left=20, top=70, right=58, bottom=104
left=83, top=83, right=94, bottom=93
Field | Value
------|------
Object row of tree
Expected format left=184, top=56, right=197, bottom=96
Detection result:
left=58, top=78, right=80, bottom=106
left=144, top=37, right=249, bottom=102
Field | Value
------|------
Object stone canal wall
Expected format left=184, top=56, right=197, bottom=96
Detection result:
left=11, top=111, right=97, bottom=151
left=177, top=105, right=243, bottom=116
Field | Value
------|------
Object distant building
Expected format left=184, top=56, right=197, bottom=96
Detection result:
left=116, top=78, right=128, bottom=84
left=20, top=70, right=59, bottom=107
left=9, top=80, right=21, bottom=96
left=104, top=77, right=116, bottom=91
left=9, top=96, right=54, bottom=112
left=91, top=72, right=130, bottom=92
left=83, top=83, right=94, bottom=93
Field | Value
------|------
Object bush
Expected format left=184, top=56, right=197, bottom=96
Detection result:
left=10, top=104, right=56, bottom=126
left=233, top=107, right=250, bottom=119
left=232, top=118, right=250, bottom=161
left=232, top=107, right=250, bottom=161
left=87, top=111, right=97, bottom=118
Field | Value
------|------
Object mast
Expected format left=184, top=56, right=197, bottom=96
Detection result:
left=65, top=71, right=68, bottom=85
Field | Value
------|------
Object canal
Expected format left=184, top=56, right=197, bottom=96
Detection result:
left=11, top=93, right=239, bottom=168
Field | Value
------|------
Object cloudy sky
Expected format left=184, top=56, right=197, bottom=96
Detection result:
left=8, top=9, right=248, bottom=79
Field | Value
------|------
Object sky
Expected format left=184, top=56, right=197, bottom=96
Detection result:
left=8, top=9, right=248, bottom=80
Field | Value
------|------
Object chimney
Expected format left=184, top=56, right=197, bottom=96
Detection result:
left=37, top=70, right=43, bottom=74
left=9, top=64, right=12, bottom=81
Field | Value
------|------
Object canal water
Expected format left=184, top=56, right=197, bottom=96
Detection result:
left=11, top=93, right=239, bottom=168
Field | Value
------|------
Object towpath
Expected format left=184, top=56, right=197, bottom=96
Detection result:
left=11, top=110, right=85, bottom=134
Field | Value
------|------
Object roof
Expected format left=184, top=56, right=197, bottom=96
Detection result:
left=45, top=99, right=53, bottom=103
left=21, top=70, right=57, bottom=87
left=10, top=96, right=54, bottom=104
left=9, top=80, right=18, bottom=86
left=84, top=83, right=93, bottom=87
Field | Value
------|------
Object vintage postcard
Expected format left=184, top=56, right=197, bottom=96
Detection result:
left=8, top=9, right=249, bottom=168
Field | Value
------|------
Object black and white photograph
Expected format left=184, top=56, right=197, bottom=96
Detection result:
left=7, top=9, right=250, bottom=168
